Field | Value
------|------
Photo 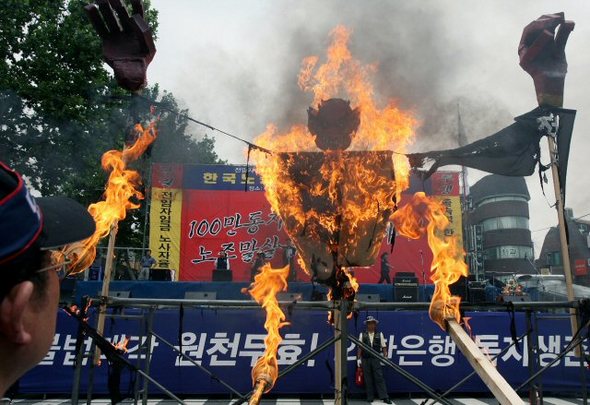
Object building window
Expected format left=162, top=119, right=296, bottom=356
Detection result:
left=476, top=195, right=528, bottom=208
left=484, top=245, right=533, bottom=260
left=546, top=251, right=562, bottom=266
left=481, top=216, right=529, bottom=232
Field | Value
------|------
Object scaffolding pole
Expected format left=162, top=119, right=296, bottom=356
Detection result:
left=334, top=300, right=349, bottom=405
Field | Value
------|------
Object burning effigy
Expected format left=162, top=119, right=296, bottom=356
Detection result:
left=248, top=26, right=467, bottom=397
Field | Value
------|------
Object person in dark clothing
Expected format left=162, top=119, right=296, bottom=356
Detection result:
left=250, top=251, right=266, bottom=282
left=377, top=252, right=392, bottom=284
left=215, top=251, right=230, bottom=270
left=357, top=316, right=391, bottom=403
left=283, top=240, right=297, bottom=282
left=0, top=162, right=95, bottom=397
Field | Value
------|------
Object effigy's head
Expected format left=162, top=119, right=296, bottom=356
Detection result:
left=308, top=98, right=360, bottom=151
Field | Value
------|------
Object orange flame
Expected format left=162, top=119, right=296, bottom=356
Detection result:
left=113, top=335, right=130, bottom=353
left=63, top=121, right=158, bottom=273
left=252, top=26, right=417, bottom=280
left=392, top=192, right=467, bottom=329
left=246, top=263, right=290, bottom=397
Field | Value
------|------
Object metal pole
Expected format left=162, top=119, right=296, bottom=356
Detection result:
left=86, top=339, right=97, bottom=404
left=70, top=336, right=85, bottom=404
left=577, top=309, right=588, bottom=405
left=334, top=300, right=349, bottom=405
left=93, top=222, right=119, bottom=365
left=547, top=133, right=580, bottom=355
left=534, top=313, right=544, bottom=405
left=141, top=306, right=156, bottom=405
left=526, top=310, right=538, bottom=405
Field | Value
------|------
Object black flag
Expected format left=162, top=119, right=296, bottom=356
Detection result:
left=408, top=107, right=576, bottom=199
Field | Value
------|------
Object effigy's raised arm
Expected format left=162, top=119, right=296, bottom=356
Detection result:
left=518, top=12, right=574, bottom=107
left=85, top=0, right=156, bottom=92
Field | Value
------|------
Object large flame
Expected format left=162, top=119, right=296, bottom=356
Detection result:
left=392, top=192, right=468, bottom=329
left=252, top=26, right=417, bottom=281
left=248, top=24, right=468, bottom=401
left=245, top=263, right=290, bottom=401
left=63, top=121, right=158, bottom=273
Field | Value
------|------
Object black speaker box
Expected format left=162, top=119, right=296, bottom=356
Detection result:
left=212, top=269, right=232, bottom=282
left=450, top=275, right=468, bottom=301
left=150, top=268, right=172, bottom=281
left=394, top=285, right=418, bottom=302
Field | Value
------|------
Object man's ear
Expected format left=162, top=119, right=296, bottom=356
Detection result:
left=0, top=281, right=34, bottom=345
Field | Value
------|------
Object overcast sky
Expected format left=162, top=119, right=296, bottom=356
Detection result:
left=148, top=0, right=590, bottom=258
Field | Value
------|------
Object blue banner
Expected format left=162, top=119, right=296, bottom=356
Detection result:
left=19, top=309, right=588, bottom=395
left=182, top=164, right=264, bottom=191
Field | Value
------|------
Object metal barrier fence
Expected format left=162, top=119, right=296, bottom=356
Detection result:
left=69, top=297, right=589, bottom=405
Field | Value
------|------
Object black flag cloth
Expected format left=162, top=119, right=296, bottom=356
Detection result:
left=408, top=107, right=576, bottom=198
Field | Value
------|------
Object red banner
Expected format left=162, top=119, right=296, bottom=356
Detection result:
left=155, top=164, right=462, bottom=284
left=180, top=189, right=299, bottom=281
left=575, top=259, right=588, bottom=276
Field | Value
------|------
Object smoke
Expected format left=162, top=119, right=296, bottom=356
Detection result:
left=165, top=0, right=517, bottom=159
left=264, top=0, right=516, bottom=151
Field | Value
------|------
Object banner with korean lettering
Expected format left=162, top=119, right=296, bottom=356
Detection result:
left=179, top=164, right=300, bottom=281
left=149, top=164, right=184, bottom=279
left=170, top=164, right=461, bottom=283
left=20, top=309, right=588, bottom=395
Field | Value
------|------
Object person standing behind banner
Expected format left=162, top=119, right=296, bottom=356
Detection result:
left=357, top=316, right=391, bottom=403
left=139, top=249, right=156, bottom=280
left=215, top=251, right=230, bottom=271
left=283, top=240, right=297, bottom=282
left=377, top=252, right=392, bottom=284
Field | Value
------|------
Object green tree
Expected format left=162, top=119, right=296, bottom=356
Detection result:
left=0, top=0, right=221, bottom=250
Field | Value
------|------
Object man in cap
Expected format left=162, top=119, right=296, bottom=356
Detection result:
left=0, top=163, right=95, bottom=397
left=357, top=315, right=391, bottom=403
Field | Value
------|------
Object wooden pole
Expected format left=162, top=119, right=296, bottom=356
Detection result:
left=334, top=300, right=348, bottom=405
left=93, top=221, right=119, bottom=365
left=547, top=135, right=579, bottom=355
left=446, top=319, right=525, bottom=405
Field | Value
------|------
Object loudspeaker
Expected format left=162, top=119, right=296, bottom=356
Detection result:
left=212, top=269, right=232, bottom=282
left=502, top=294, right=530, bottom=303
left=394, top=285, right=418, bottom=302
left=109, top=291, right=131, bottom=298
left=396, top=271, right=416, bottom=278
left=450, top=275, right=468, bottom=301
left=150, top=268, right=172, bottom=281
left=277, top=292, right=303, bottom=302
left=184, top=291, right=217, bottom=300
left=468, top=287, right=486, bottom=304
left=357, top=293, right=381, bottom=302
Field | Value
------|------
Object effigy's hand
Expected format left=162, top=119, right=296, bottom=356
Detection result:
left=518, top=12, right=574, bottom=107
left=85, top=0, right=156, bottom=92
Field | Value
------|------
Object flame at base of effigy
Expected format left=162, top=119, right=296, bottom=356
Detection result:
left=243, top=263, right=290, bottom=403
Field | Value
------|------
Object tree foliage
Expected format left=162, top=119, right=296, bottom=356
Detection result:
left=0, top=0, right=221, bottom=248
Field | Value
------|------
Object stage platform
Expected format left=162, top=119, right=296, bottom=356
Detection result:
left=71, top=281, right=438, bottom=303
left=1, top=397, right=583, bottom=405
